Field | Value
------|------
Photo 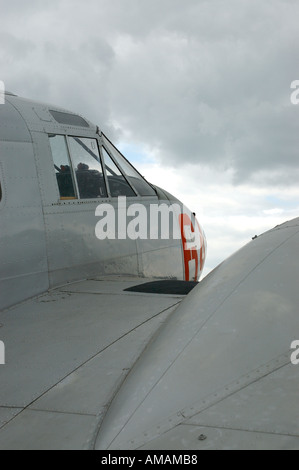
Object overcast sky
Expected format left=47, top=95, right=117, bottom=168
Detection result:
left=1, top=0, right=299, bottom=275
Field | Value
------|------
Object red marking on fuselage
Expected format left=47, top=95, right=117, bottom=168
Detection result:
left=179, top=213, right=197, bottom=281
left=179, top=213, right=206, bottom=281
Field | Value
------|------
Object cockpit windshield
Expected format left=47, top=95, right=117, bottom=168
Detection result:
left=49, top=133, right=157, bottom=200
left=102, top=135, right=156, bottom=197
left=68, top=137, right=107, bottom=199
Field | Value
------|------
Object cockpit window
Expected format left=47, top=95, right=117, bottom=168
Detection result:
left=49, top=133, right=155, bottom=201
left=49, top=135, right=77, bottom=199
left=102, top=147, right=136, bottom=197
left=103, top=135, right=156, bottom=196
left=49, top=110, right=89, bottom=128
left=68, top=137, right=108, bottom=199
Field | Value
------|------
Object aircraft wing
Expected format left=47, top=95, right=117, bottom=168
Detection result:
left=96, top=218, right=299, bottom=451
left=0, top=276, right=186, bottom=450
left=1, top=218, right=299, bottom=450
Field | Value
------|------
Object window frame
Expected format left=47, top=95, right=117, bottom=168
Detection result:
left=49, top=134, right=78, bottom=201
left=50, top=133, right=151, bottom=202
left=49, top=110, right=90, bottom=128
left=66, top=135, right=108, bottom=200
left=99, top=144, right=138, bottom=198
left=101, top=133, right=157, bottom=197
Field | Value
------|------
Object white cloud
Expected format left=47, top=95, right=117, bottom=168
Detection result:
left=137, top=158, right=299, bottom=275
left=1, top=0, right=299, bottom=275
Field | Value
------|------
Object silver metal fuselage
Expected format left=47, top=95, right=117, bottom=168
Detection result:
left=0, top=93, right=206, bottom=311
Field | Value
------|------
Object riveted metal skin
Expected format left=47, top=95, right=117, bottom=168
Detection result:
left=96, top=219, right=299, bottom=450
left=0, top=94, right=207, bottom=312
left=0, top=93, right=208, bottom=450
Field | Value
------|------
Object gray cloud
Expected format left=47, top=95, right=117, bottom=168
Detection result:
left=1, top=0, right=299, bottom=185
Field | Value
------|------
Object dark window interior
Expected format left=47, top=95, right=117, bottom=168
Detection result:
left=49, top=134, right=77, bottom=199
left=49, top=110, right=89, bottom=128
left=68, top=137, right=108, bottom=199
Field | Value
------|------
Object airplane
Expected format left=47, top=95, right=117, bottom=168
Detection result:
left=0, top=90, right=207, bottom=314
left=0, top=91, right=298, bottom=450
left=0, top=90, right=206, bottom=449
